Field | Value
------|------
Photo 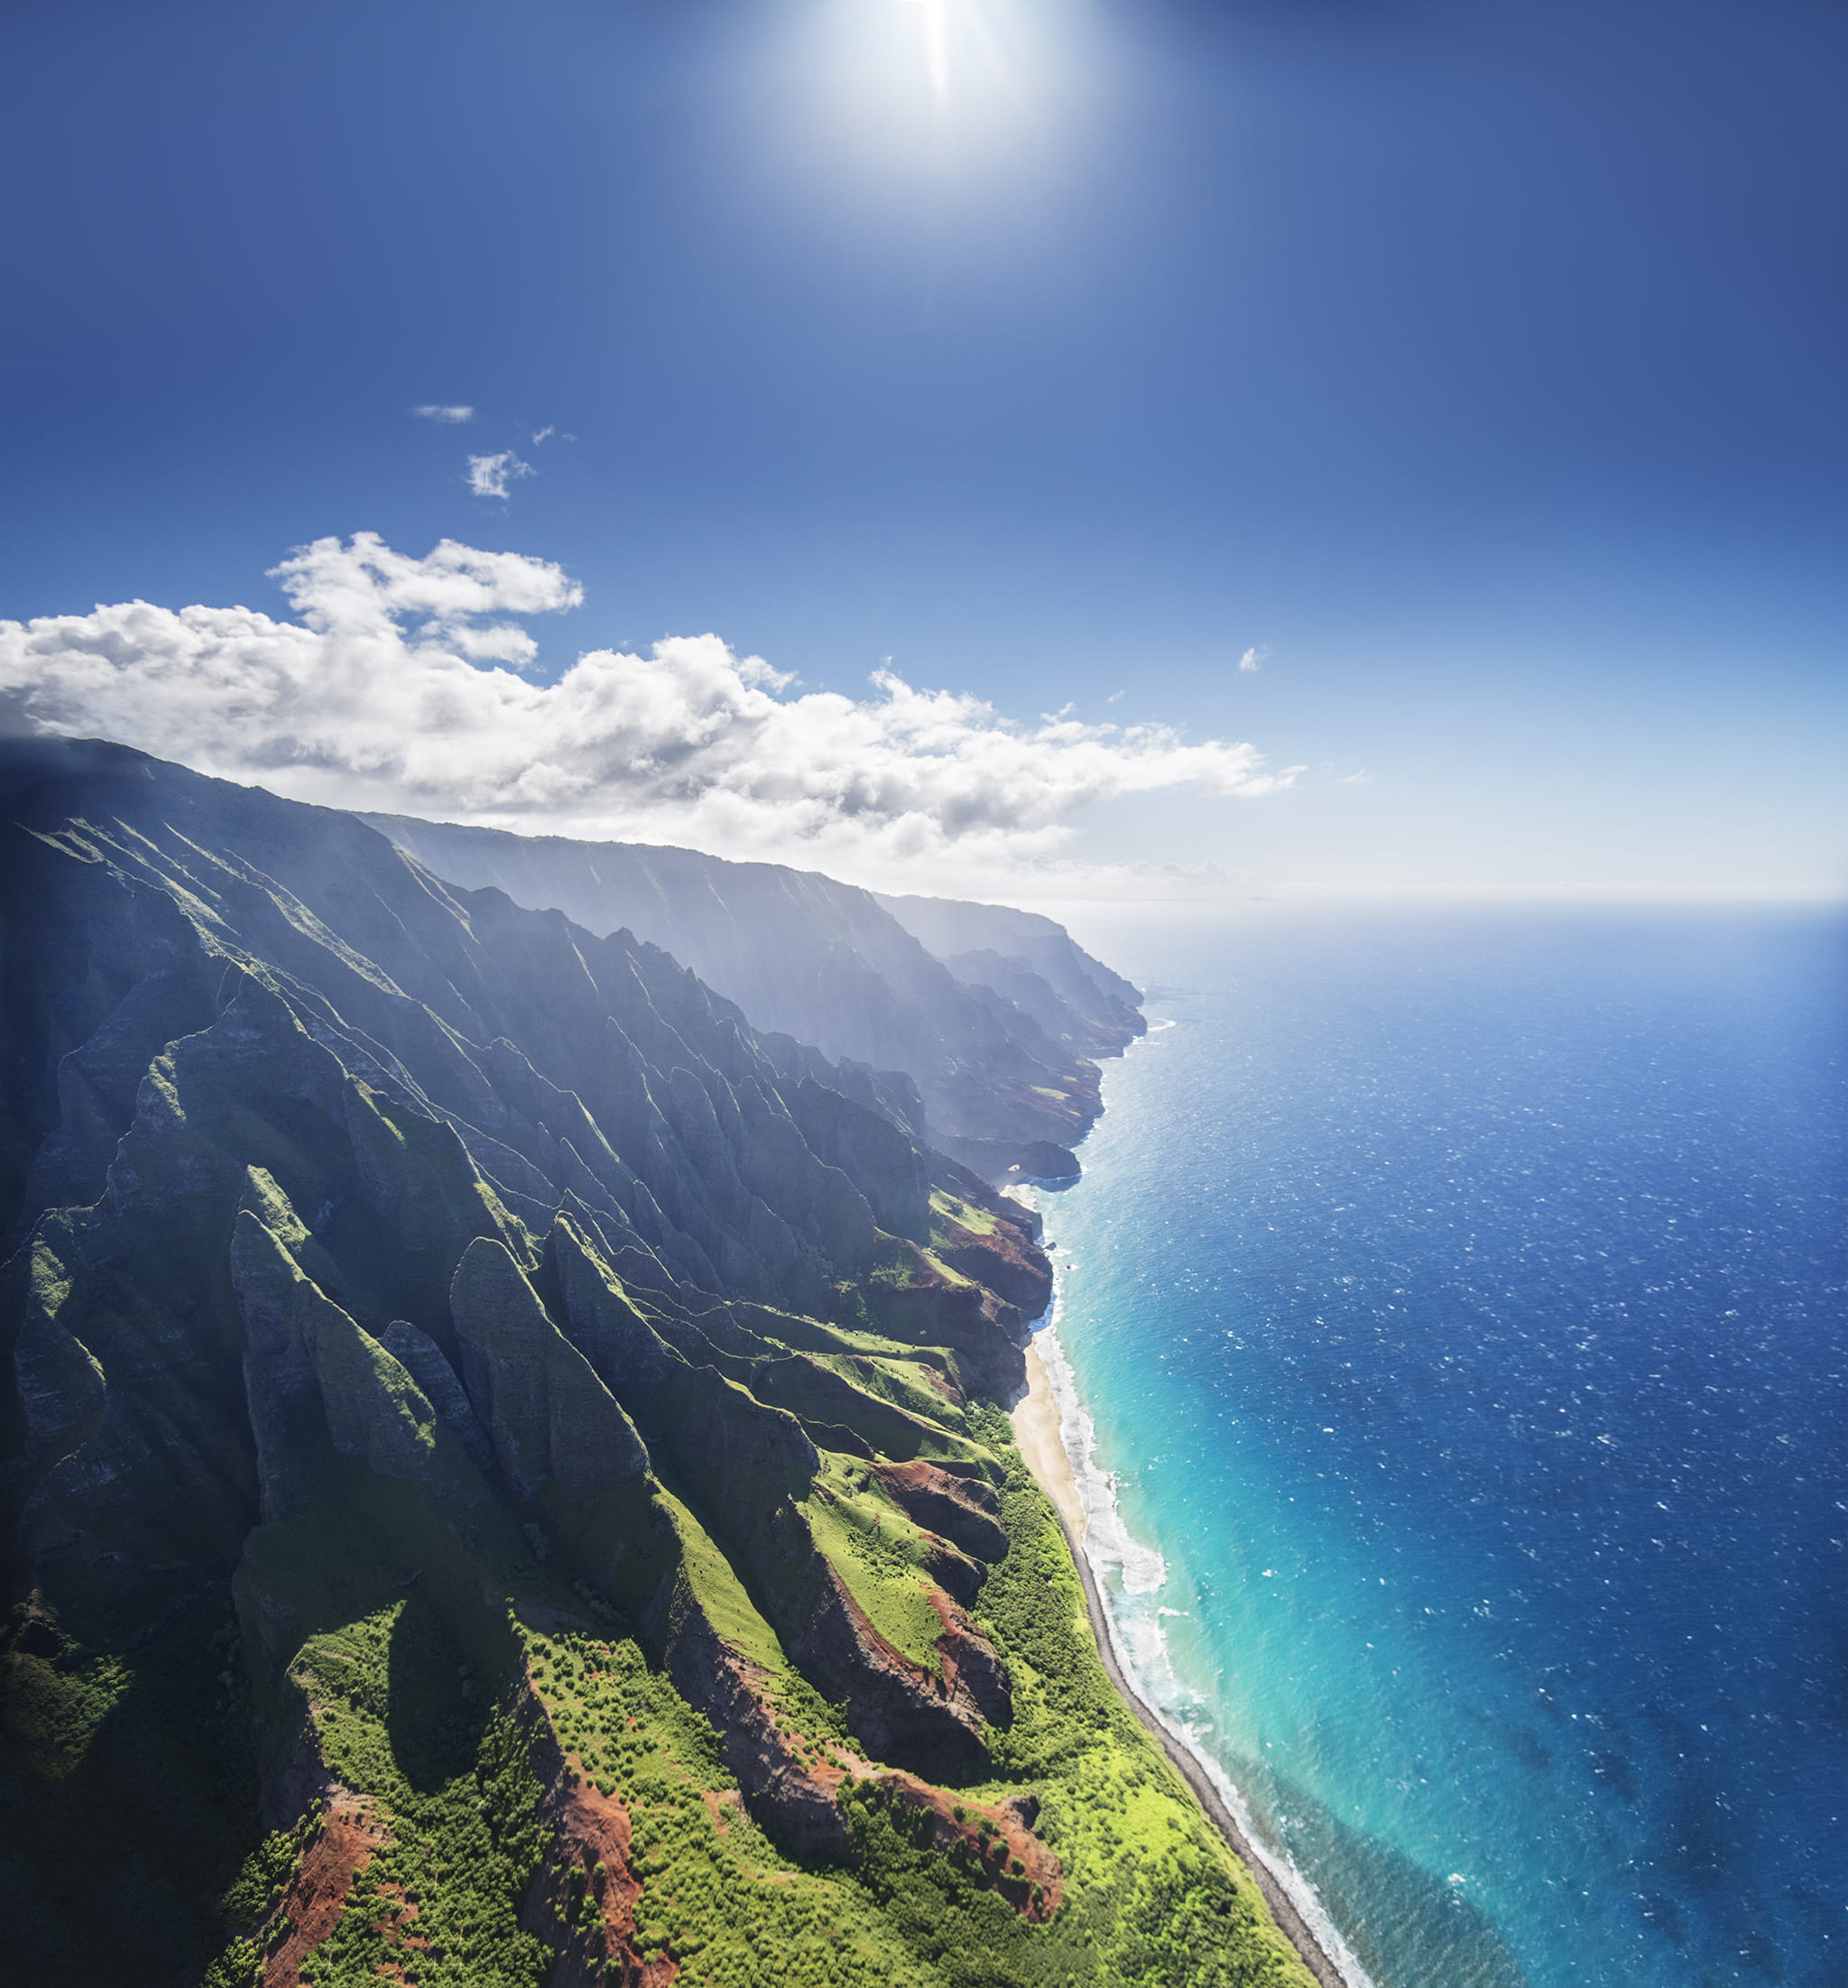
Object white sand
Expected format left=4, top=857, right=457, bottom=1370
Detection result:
left=1010, top=1341, right=1086, bottom=1543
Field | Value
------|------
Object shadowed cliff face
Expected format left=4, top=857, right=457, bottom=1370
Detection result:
left=0, top=740, right=1058, bottom=1975
left=358, top=815, right=1142, bottom=1185
left=872, top=893, right=1146, bottom=1067
left=0, top=742, right=1307, bottom=1988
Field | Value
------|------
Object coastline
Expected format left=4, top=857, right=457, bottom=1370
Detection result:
left=1011, top=1336, right=1354, bottom=1988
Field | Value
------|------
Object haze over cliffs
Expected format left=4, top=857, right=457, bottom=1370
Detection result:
left=361, top=814, right=1143, bottom=1185
left=1, top=740, right=1309, bottom=1988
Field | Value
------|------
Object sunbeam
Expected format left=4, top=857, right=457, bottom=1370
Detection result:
left=904, top=0, right=951, bottom=104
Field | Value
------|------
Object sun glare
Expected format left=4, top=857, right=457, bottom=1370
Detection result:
left=903, top=0, right=952, bottom=105
left=787, top=0, right=1083, bottom=185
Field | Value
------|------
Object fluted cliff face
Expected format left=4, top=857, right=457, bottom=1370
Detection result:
left=0, top=742, right=1309, bottom=1988
left=360, top=814, right=1142, bottom=1184
left=872, top=892, right=1145, bottom=1064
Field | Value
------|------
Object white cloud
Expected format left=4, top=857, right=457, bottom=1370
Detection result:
left=0, top=534, right=1299, bottom=892
left=1238, top=644, right=1270, bottom=673
left=531, top=425, right=555, bottom=446
left=467, top=451, right=535, bottom=499
left=412, top=404, right=475, bottom=424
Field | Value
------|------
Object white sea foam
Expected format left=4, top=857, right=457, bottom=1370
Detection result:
left=1012, top=1013, right=1373, bottom=1983
left=1035, top=1318, right=1168, bottom=1596
left=1030, top=1288, right=1377, bottom=1988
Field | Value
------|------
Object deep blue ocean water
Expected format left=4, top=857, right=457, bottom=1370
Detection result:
left=1033, top=906, right=1846, bottom=1988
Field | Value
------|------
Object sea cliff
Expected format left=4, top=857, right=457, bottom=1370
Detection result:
left=0, top=738, right=1315, bottom=1988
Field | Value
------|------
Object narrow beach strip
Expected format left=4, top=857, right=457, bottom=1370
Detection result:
left=1012, top=1337, right=1357, bottom=1988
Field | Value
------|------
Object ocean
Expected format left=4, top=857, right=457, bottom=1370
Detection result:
left=1031, top=904, right=1846, bottom=1988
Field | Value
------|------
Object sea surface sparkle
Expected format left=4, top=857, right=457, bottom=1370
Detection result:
left=1038, top=905, right=1845, bottom=1988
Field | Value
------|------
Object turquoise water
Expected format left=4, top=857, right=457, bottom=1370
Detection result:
left=1034, top=906, right=1846, bottom=1988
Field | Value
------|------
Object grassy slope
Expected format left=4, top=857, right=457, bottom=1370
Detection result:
left=187, top=1410, right=1312, bottom=1988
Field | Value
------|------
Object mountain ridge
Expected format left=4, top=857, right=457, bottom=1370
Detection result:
left=359, top=813, right=1143, bottom=1185
left=1, top=739, right=1311, bottom=1988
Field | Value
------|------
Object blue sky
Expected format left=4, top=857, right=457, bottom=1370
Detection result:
left=3, top=0, right=1843, bottom=897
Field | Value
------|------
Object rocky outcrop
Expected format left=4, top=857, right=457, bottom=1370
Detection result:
left=234, top=1211, right=449, bottom=1503
left=449, top=1236, right=649, bottom=1501
left=378, top=1318, right=494, bottom=1475
left=642, top=1565, right=851, bottom=1859
left=870, top=1459, right=1009, bottom=1563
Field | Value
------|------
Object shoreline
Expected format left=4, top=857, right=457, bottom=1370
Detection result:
left=1011, top=1339, right=1352, bottom=1988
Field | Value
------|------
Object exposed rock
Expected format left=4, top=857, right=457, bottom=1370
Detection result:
left=378, top=1318, right=494, bottom=1475
left=448, top=1236, right=649, bottom=1501
left=869, top=1458, right=1009, bottom=1562
left=506, top=1673, right=664, bottom=1987
left=642, top=1565, right=851, bottom=1859
left=855, top=1771, right=1063, bottom=1925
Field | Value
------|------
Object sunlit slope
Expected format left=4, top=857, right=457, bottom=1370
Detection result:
left=0, top=738, right=1309, bottom=1988
left=364, top=812, right=1141, bottom=1183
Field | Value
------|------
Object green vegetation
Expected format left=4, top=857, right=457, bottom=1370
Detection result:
left=929, top=1188, right=999, bottom=1238
left=200, top=1821, right=305, bottom=1988
left=513, top=1627, right=930, bottom=1985
left=0, top=1596, right=264, bottom=1986
left=0, top=1642, right=131, bottom=1782
left=654, top=1486, right=790, bottom=1676
left=2, top=746, right=1315, bottom=1988
left=957, top=1405, right=1312, bottom=1986
left=802, top=1458, right=949, bottom=1672
left=197, top=1597, right=554, bottom=1988
left=812, top=1349, right=967, bottom=1426
left=180, top=1413, right=1315, bottom=1988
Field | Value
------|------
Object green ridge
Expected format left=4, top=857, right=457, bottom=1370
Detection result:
left=0, top=739, right=1313, bottom=1988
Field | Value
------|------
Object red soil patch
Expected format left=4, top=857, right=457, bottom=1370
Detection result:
left=866, top=1774, right=1064, bottom=1922
left=512, top=1667, right=677, bottom=1988
left=365, top=1881, right=434, bottom=1981
left=261, top=1793, right=385, bottom=1988
left=935, top=1218, right=1054, bottom=1317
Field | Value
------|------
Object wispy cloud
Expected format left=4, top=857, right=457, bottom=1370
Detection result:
left=531, top=425, right=555, bottom=446
left=0, top=534, right=1299, bottom=892
left=412, top=403, right=475, bottom=424
left=467, top=451, right=535, bottom=500
left=1239, top=644, right=1270, bottom=673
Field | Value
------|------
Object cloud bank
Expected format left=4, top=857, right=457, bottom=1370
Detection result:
left=0, top=534, right=1297, bottom=892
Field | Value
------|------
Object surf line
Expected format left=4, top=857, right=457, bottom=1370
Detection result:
left=1011, top=1297, right=1374, bottom=1988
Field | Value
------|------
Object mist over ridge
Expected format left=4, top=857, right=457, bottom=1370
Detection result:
left=0, top=735, right=1322, bottom=1988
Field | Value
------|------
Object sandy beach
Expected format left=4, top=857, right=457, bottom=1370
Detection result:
left=1011, top=1338, right=1351, bottom=1988
left=1012, top=1342, right=1087, bottom=1541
